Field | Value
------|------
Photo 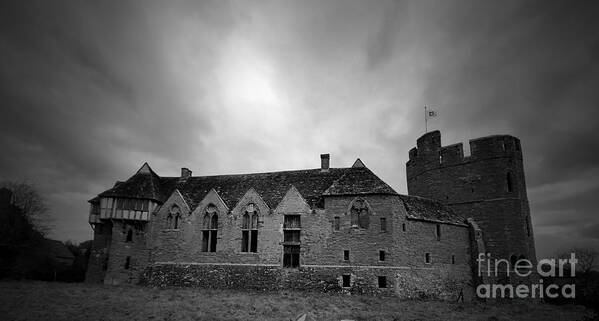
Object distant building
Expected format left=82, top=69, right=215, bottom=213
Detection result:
left=85, top=131, right=536, bottom=299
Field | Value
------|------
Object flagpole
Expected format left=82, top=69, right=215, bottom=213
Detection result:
left=424, top=106, right=428, bottom=133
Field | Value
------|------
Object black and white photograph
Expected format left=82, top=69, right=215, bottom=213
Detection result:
left=0, top=1, right=598, bottom=320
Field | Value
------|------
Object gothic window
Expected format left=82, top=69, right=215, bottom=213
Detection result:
left=126, top=229, right=133, bottom=242
left=241, top=203, right=258, bottom=252
left=201, top=204, right=218, bottom=252
left=167, top=205, right=181, bottom=229
left=350, top=199, right=370, bottom=229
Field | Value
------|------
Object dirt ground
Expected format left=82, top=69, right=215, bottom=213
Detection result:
left=0, top=281, right=594, bottom=321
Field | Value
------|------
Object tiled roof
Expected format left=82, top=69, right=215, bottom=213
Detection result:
left=323, top=167, right=397, bottom=196
left=99, top=163, right=163, bottom=201
left=95, top=162, right=400, bottom=211
left=175, top=168, right=349, bottom=210
left=398, top=194, right=467, bottom=226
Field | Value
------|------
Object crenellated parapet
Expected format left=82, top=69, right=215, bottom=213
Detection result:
left=407, top=130, right=523, bottom=180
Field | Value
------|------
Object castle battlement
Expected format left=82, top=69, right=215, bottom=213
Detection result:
left=407, top=131, right=523, bottom=177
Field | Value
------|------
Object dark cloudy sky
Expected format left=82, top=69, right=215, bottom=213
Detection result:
left=1, top=0, right=598, bottom=258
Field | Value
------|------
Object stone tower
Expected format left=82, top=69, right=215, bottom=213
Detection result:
left=406, top=130, right=536, bottom=263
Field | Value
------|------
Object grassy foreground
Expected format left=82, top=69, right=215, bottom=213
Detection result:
left=0, top=281, right=594, bottom=321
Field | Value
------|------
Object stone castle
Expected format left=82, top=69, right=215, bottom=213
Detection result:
left=85, top=131, right=536, bottom=298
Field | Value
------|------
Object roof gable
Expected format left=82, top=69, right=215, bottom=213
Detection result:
left=274, top=185, right=311, bottom=214
left=99, top=163, right=163, bottom=201
left=323, top=167, right=397, bottom=196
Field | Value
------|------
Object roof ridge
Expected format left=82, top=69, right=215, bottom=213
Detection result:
left=158, top=167, right=351, bottom=180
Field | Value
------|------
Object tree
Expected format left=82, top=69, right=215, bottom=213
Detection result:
left=0, top=181, right=52, bottom=235
left=559, top=247, right=598, bottom=274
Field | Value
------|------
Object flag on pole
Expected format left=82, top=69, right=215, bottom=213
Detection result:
left=426, top=110, right=438, bottom=119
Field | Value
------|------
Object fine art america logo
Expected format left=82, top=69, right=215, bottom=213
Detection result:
left=476, top=253, right=577, bottom=299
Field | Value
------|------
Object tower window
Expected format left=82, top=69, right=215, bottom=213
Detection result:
left=507, top=172, right=514, bottom=192
left=425, top=252, right=431, bottom=264
left=344, top=250, right=349, bottom=261
left=451, top=255, right=456, bottom=264
left=379, top=250, right=386, bottom=261
left=380, top=218, right=387, bottom=232
left=124, top=256, right=131, bottom=270
left=402, top=223, right=406, bottom=232
left=125, top=229, right=133, bottom=242
left=378, top=276, right=387, bottom=288
left=342, top=275, right=351, bottom=287
left=334, top=216, right=340, bottom=231
left=436, top=224, right=441, bottom=241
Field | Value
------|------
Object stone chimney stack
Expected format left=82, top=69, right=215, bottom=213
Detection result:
left=181, top=168, right=192, bottom=178
left=320, top=154, right=330, bottom=172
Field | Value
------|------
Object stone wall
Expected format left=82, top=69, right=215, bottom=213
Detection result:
left=142, top=263, right=473, bottom=299
left=103, top=220, right=150, bottom=285
left=406, top=131, right=536, bottom=263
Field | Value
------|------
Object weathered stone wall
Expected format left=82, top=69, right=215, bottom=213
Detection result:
left=406, top=131, right=536, bottom=263
left=142, top=263, right=473, bottom=299
left=103, top=220, right=150, bottom=285
left=85, top=222, right=111, bottom=283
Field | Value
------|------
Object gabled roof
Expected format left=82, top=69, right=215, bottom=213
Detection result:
left=99, top=163, right=164, bottom=201
left=399, top=194, right=466, bottom=226
left=175, top=168, right=349, bottom=210
left=95, top=161, right=398, bottom=211
left=323, top=167, right=397, bottom=196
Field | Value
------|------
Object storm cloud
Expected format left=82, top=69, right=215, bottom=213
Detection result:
left=1, top=0, right=598, bottom=258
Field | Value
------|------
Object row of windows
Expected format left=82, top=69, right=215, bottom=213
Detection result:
left=342, top=250, right=456, bottom=264
left=341, top=275, right=387, bottom=289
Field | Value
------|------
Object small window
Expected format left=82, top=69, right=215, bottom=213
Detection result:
left=436, top=224, right=441, bottom=241
left=402, top=223, right=406, bottom=232
left=380, top=218, right=387, bottom=232
left=379, top=250, right=385, bottom=261
left=284, top=215, right=301, bottom=228
left=378, top=276, right=387, bottom=288
left=126, top=229, right=133, bottom=242
left=344, top=250, right=349, bottom=261
left=507, top=172, right=514, bottom=193
left=425, top=252, right=431, bottom=264
left=124, top=256, right=131, bottom=270
left=342, top=275, right=351, bottom=287
left=451, top=255, right=456, bottom=264
left=334, top=216, right=340, bottom=231
left=439, top=154, right=443, bottom=164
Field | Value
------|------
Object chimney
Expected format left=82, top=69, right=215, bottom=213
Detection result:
left=320, top=154, right=330, bottom=172
left=181, top=167, right=192, bottom=178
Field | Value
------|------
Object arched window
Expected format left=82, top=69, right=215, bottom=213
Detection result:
left=126, top=229, right=133, bottom=242
left=506, top=172, right=514, bottom=193
left=241, top=203, right=258, bottom=252
left=350, top=199, right=369, bottom=229
left=201, top=204, right=218, bottom=252
left=167, top=205, right=181, bottom=229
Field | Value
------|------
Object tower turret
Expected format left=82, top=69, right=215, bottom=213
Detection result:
left=406, top=130, right=536, bottom=263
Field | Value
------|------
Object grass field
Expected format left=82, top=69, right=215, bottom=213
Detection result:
left=0, top=281, right=594, bottom=321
